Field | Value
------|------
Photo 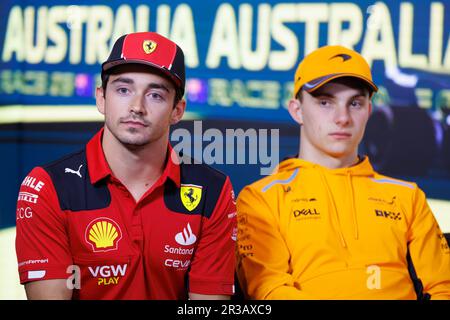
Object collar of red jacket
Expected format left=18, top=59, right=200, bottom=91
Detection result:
left=86, top=127, right=181, bottom=187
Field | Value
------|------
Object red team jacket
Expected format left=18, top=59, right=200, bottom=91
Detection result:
left=15, top=129, right=237, bottom=299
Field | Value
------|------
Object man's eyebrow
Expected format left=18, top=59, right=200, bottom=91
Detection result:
left=349, top=92, right=368, bottom=99
left=312, top=91, right=367, bottom=99
left=110, top=77, right=134, bottom=85
left=311, top=92, right=335, bottom=98
left=147, top=83, right=170, bottom=93
left=109, top=78, right=171, bottom=93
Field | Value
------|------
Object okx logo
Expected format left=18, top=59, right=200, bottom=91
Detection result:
left=175, top=223, right=197, bottom=246
left=375, top=210, right=401, bottom=220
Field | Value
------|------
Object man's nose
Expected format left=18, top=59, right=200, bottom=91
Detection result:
left=334, top=105, right=351, bottom=126
left=129, top=94, right=146, bottom=114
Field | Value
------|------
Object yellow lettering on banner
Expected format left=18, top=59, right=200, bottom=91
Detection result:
left=2, top=6, right=25, bottom=62
left=136, top=5, right=150, bottom=32
left=170, top=4, right=199, bottom=68
left=25, top=6, right=47, bottom=64
left=444, top=38, right=450, bottom=70
left=208, top=78, right=280, bottom=109
left=398, top=3, right=427, bottom=70
left=68, top=6, right=87, bottom=64
left=206, top=3, right=240, bottom=69
left=85, top=6, right=113, bottom=65
left=361, top=2, right=397, bottom=69
left=269, top=4, right=298, bottom=71
left=297, top=4, right=329, bottom=55
left=239, top=4, right=271, bottom=71
left=436, top=3, right=450, bottom=74
left=156, top=5, right=170, bottom=37
left=208, top=78, right=232, bottom=106
left=429, top=3, right=444, bottom=70
left=46, top=6, right=68, bottom=64
left=111, top=5, right=135, bottom=43
left=328, top=3, right=362, bottom=49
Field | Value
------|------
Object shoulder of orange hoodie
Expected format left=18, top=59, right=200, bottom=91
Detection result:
left=238, top=157, right=301, bottom=197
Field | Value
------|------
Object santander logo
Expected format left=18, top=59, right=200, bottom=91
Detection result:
left=175, top=223, right=197, bottom=246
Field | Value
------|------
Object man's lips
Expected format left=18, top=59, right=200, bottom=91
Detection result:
left=121, top=120, right=148, bottom=127
left=329, top=132, right=352, bottom=139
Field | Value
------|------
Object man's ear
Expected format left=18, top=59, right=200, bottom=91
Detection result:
left=170, top=99, right=186, bottom=125
left=96, top=87, right=106, bottom=115
left=288, top=98, right=303, bottom=125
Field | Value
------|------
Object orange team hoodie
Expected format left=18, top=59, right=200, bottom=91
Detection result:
left=236, top=156, right=450, bottom=299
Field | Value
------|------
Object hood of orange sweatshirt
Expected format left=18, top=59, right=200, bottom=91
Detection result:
left=276, top=156, right=375, bottom=177
left=275, top=156, right=376, bottom=248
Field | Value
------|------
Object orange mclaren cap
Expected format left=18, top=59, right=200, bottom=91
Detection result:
left=293, top=45, right=378, bottom=97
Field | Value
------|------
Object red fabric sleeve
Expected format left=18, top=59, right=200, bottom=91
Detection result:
left=15, top=167, right=73, bottom=284
left=188, top=177, right=237, bottom=295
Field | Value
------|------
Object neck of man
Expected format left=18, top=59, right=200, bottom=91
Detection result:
left=101, top=127, right=168, bottom=192
left=298, top=137, right=359, bottom=169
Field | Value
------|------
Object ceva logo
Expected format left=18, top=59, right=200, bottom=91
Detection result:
left=175, top=223, right=197, bottom=246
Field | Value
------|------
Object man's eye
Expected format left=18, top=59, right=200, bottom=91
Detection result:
left=319, top=100, right=330, bottom=107
left=351, top=100, right=362, bottom=108
left=117, top=88, right=129, bottom=94
left=149, top=92, right=164, bottom=100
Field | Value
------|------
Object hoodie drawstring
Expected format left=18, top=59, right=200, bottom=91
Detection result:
left=319, top=171, right=347, bottom=248
left=346, top=172, right=359, bottom=240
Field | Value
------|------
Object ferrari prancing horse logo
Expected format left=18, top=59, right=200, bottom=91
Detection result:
left=143, top=40, right=157, bottom=54
left=180, top=184, right=203, bottom=211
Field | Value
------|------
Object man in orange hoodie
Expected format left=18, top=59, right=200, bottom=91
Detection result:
left=236, top=45, right=450, bottom=300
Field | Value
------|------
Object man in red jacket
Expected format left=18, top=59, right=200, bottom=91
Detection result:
left=16, top=32, right=237, bottom=300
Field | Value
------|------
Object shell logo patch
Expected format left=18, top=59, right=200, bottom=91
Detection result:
left=85, top=217, right=122, bottom=252
left=180, top=184, right=203, bottom=211
left=143, top=40, right=157, bottom=54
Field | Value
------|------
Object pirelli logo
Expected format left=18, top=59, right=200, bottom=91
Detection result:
left=18, top=192, right=39, bottom=204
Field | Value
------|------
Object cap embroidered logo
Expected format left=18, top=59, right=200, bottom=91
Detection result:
left=142, top=40, right=157, bottom=54
left=330, top=53, right=352, bottom=62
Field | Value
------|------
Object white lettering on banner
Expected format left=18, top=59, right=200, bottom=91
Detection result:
left=1, top=2, right=450, bottom=73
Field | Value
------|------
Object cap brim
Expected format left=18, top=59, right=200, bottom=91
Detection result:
left=102, top=59, right=183, bottom=88
left=303, top=73, right=378, bottom=94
